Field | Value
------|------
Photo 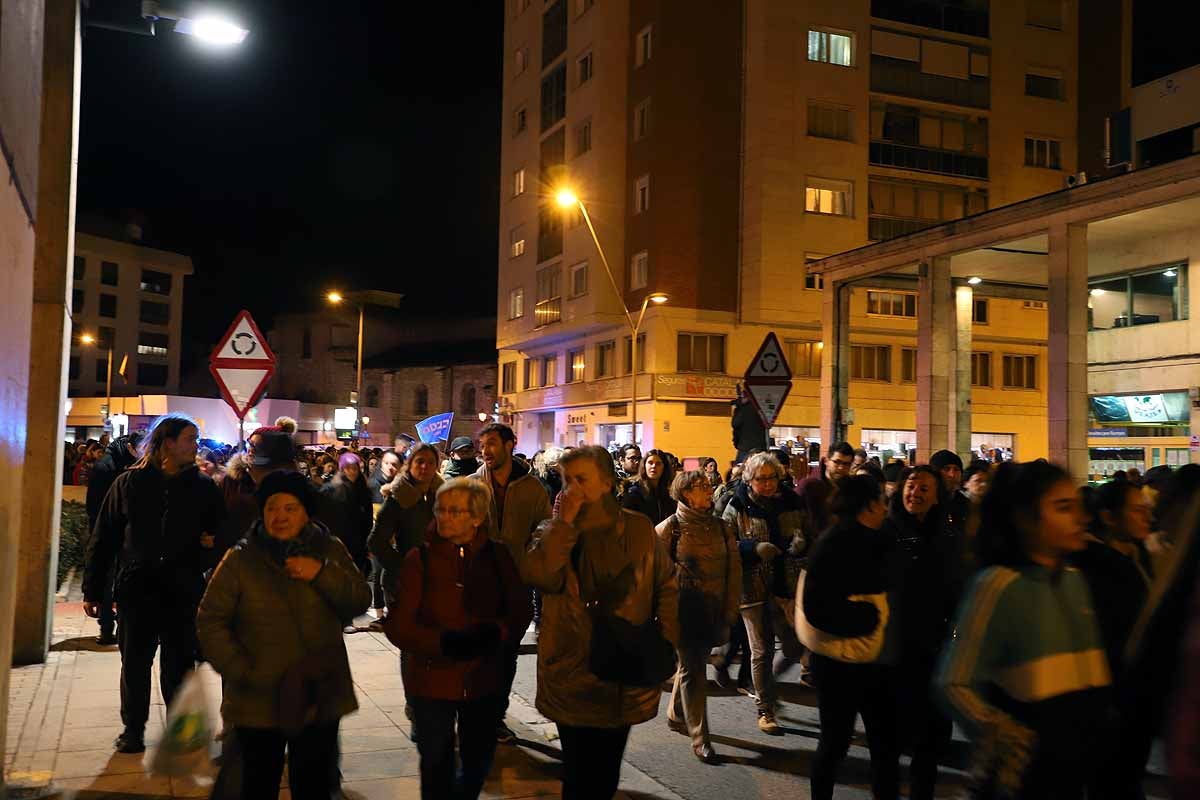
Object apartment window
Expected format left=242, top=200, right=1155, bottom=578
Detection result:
left=101, top=261, right=119, bottom=286
left=576, top=50, right=593, bottom=86
left=508, top=287, right=525, bottom=319
left=805, top=177, right=853, bottom=216
left=541, top=354, right=558, bottom=387
left=866, top=290, right=917, bottom=317
left=972, top=297, right=989, bottom=324
left=567, top=348, right=585, bottom=382
left=1088, top=263, right=1188, bottom=330
left=808, top=102, right=852, bottom=141
left=95, top=358, right=108, bottom=382
left=301, top=327, right=312, bottom=358
left=786, top=340, right=823, bottom=378
left=634, top=99, right=651, bottom=141
left=623, top=334, right=646, bottom=373
left=414, top=385, right=429, bottom=415
left=138, top=363, right=169, bottom=387
left=630, top=250, right=649, bottom=290
left=1026, top=0, right=1063, bottom=30
left=805, top=273, right=825, bottom=290
left=1025, top=69, right=1064, bottom=100
left=850, top=344, right=892, bottom=381
left=524, top=358, right=537, bottom=390
left=72, top=288, right=84, bottom=313
left=137, top=330, right=169, bottom=357
left=69, top=356, right=81, bottom=380
left=569, top=261, right=588, bottom=298
left=73, top=256, right=85, bottom=280
left=98, top=326, right=115, bottom=350
left=139, top=300, right=170, bottom=326
left=596, top=340, right=616, bottom=378
left=808, top=28, right=854, bottom=67
left=514, top=105, right=528, bottom=135
left=513, top=168, right=526, bottom=196
left=634, top=174, right=650, bottom=214
left=540, top=63, right=567, bottom=132
left=574, top=0, right=594, bottom=16
left=535, top=264, right=562, bottom=327
left=139, top=269, right=172, bottom=295
left=575, top=119, right=592, bottom=156
left=1002, top=354, right=1037, bottom=389
left=1024, top=136, right=1062, bottom=169
left=509, top=226, right=526, bottom=258
left=971, top=352, right=993, bottom=387
left=869, top=178, right=987, bottom=239
left=542, top=0, right=568, bottom=66
left=900, top=347, right=917, bottom=382
left=515, top=46, right=529, bottom=76
left=502, top=362, right=517, bottom=393
left=677, top=333, right=726, bottom=373
left=99, top=293, right=117, bottom=318
left=636, top=25, right=653, bottom=67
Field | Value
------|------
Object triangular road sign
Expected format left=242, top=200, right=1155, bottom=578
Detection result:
left=210, top=310, right=276, bottom=365
left=210, top=365, right=274, bottom=417
left=744, top=332, right=791, bottom=381
left=210, top=310, right=277, bottom=419
left=745, top=381, right=792, bottom=428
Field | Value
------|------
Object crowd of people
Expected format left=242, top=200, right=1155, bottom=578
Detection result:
left=74, top=411, right=1200, bottom=799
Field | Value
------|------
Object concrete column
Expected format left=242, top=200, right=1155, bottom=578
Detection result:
left=14, top=0, right=81, bottom=665
left=950, top=285, right=974, bottom=460
left=1047, top=223, right=1090, bottom=483
left=819, top=279, right=850, bottom=450
left=916, top=256, right=953, bottom=461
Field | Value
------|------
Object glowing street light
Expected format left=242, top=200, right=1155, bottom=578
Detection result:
left=967, top=276, right=982, bottom=285
left=140, top=3, right=249, bottom=45
left=323, top=289, right=404, bottom=437
left=79, top=334, right=113, bottom=423
left=79, top=333, right=96, bottom=345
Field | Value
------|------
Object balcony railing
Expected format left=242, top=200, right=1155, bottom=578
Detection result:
left=534, top=298, right=562, bottom=328
left=870, top=140, right=988, bottom=179
left=871, top=56, right=989, bottom=109
left=871, top=0, right=989, bottom=38
left=868, top=215, right=937, bottom=241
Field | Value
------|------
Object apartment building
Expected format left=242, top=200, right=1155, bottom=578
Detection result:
left=497, top=0, right=1078, bottom=460
left=69, top=231, right=193, bottom=398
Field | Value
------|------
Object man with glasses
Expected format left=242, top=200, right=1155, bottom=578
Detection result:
left=616, top=445, right=642, bottom=497
left=797, top=442, right=856, bottom=541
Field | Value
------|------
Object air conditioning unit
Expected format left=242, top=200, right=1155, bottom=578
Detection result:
left=1023, top=300, right=1047, bottom=310
left=1065, top=171, right=1088, bottom=188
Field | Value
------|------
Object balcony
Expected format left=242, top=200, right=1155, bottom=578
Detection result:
left=871, top=56, right=989, bottom=109
left=534, top=298, right=561, bottom=328
left=868, top=215, right=937, bottom=241
left=871, top=0, right=989, bottom=38
left=870, top=140, right=988, bottom=179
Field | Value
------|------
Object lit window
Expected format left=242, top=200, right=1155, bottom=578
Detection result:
left=535, top=264, right=562, bottom=327
left=137, top=330, right=169, bottom=357
left=513, top=168, right=526, bottom=196
left=524, top=358, right=537, bottom=390
left=508, top=287, right=525, bottom=319
left=805, top=177, right=853, bottom=216
left=636, top=25, right=653, bottom=67
left=634, top=99, right=651, bottom=141
left=569, top=261, right=588, bottom=298
left=568, top=349, right=585, bottom=382
left=510, top=226, right=526, bottom=258
left=634, top=174, right=650, bottom=214
left=808, top=28, right=854, bottom=67
left=140, top=269, right=172, bottom=295
left=850, top=344, right=892, bottom=381
left=577, top=51, right=593, bottom=85
left=1024, top=136, right=1062, bottom=169
left=786, top=340, right=823, bottom=377
left=1088, top=264, right=1188, bottom=330
left=541, top=354, right=558, bottom=387
left=596, top=341, right=616, bottom=378
left=502, top=362, right=517, bottom=393
left=971, top=352, right=992, bottom=387
left=866, top=290, right=917, bottom=317
left=1002, top=354, right=1037, bottom=389
left=677, top=333, right=726, bottom=373
left=630, top=250, right=648, bottom=290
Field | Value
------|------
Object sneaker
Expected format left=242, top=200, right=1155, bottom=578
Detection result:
left=496, top=722, right=517, bottom=744
left=96, top=632, right=118, bottom=646
left=757, top=711, right=783, bottom=736
left=114, top=731, right=145, bottom=753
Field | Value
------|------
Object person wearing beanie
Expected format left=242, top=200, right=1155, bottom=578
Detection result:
left=274, top=416, right=298, bottom=435
left=315, top=451, right=374, bottom=577
left=198, top=467, right=370, bottom=797
left=442, top=436, right=481, bottom=479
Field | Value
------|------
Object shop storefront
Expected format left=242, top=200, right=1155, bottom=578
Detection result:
left=1087, top=391, right=1192, bottom=481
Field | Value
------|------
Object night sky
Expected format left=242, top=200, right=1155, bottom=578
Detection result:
left=77, top=1, right=504, bottom=377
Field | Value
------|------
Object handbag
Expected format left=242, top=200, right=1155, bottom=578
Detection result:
left=793, top=570, right=889, bottom=664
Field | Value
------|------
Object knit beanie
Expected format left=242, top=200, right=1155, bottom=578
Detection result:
left=256, top=470, right=317, bottom=517
left=929, top=449, right=964, bottom=472
left=338, top=452, right=362, bottom=471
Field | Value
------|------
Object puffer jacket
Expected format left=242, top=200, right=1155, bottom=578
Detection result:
left=722, top=482, right=809, bottom=605
left=472, top=459, right=552, bottom=567
left=316, top=474, right=374, bottom=567
left=655, top=502, right=741, bottom=646
left=523, top=507, right=680, bottom=728
left=368, top=473, right=443, bottom=597
left=385, top=523, right=533, bottom=701
left=196, top=521, right=371, bottom=729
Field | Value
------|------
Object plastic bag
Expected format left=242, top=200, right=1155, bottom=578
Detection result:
left=145, top=665, right=219, bottom=780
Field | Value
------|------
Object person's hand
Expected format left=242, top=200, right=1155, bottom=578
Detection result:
left=788, top=535, right=805, bottom=556
left=557, top=483, right=584, bottom=525
left=380, top=481, right=394, bottom=498
left=285, top=556, right=324, bottom=582
left=754, top=541, right=781, bottom=561
left=84, top=601, right=101, bottom=618
left=199, top=532, right=215, bottom=549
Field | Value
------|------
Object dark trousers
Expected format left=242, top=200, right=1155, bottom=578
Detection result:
left=98, top=567, right=117, bottom=637
left=557, top=723, right=631, bottom=800
left=810, top=655, right=899, bottom=800
left=409, top=695, right=504, bottom=800
left=499, top=643, right=519, bottom=717
left=234, top=723, right=339, bottom=800
left=900, top=659, right=952, bottom=800
left=368, top=554, right=387, bottom=610
left=117, top=598, right=196, bottom=734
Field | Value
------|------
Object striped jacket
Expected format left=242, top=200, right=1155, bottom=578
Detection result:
left=936, top=564, right=1114, bottom=796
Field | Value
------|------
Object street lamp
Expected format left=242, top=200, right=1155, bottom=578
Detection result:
left=79, top=334, right=113, bottom=425
left=556, top=186, right=669, bottom=446
left=325, top=289, right=404, bottom=435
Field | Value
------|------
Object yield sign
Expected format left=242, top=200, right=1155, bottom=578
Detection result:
left=209, top=310, right=276, bottom=418
left=745, top=382, right=792, bottom=427
left=743, top=332, right=793, bottom=428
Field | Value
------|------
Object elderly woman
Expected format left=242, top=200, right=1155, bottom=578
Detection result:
left=385, top=478, right=532, bottom=800
left=722, top=450, right=809, bottom=735
left=197, top=471, right=371, bottom=798
left=368, top=442, right=443, bottom=608
left=656, top=470, right=741, bottom=762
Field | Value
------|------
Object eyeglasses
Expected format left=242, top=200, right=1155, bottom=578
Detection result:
left=751, top=475, right=779, bottom=484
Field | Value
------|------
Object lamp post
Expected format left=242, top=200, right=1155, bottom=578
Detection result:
left=79, top=333, right=112, bottom=426
left=326, top=290, right=404, bottom=437
left=555, top=188, right=668, bottom=446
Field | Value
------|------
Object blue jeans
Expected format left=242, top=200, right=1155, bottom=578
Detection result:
left=409, top=694, right=505, bottom=800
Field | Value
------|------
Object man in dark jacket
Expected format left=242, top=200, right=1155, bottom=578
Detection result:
left=442, top=436, right=481, bottom=479
left=795, top=441, right=855, bottom=539
left=83, top=414, right=224, bottom=753
left=731, top=392, right=768, bottom=463
left=84, top=432, right=143, bottom=645
left=367, top=449, right=402, bottom=504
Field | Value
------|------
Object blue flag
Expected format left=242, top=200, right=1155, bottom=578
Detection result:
left=415, top=412, right=454, bottom=444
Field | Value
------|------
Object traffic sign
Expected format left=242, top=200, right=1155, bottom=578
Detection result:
left=742, top=332, right=793, bottom=428
left=209, top=310, right=277, bottom=419
left=745, top=382, right=791, bottom=427
left=744, top=332, right=791, bottom=381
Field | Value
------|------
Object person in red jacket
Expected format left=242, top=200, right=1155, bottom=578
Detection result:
left=385, top=477, right=533, bottom=800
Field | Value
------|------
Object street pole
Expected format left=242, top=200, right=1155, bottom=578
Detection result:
left=630, top=295, right=652, bottom=447
left=356, top=303, right=364, bottom=436
left=105, top=346, right=113, bottom=424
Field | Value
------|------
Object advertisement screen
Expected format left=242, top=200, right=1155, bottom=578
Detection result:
left=333, top=407, right=358, bottom=429
left=1089, top=392, right=1190, bottom=425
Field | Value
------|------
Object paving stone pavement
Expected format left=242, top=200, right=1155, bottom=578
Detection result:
left=4, top=599, right=679, bottom=799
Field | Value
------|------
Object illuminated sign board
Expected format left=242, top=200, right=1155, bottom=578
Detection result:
left=1089, top=392, right=1189, bottom=424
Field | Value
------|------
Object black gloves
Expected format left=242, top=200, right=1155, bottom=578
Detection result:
left=440, top=622, right=502, bottom=661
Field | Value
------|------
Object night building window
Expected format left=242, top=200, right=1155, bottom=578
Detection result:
left=72, top=288, right=84, bottom=314
left=98, top=327, right=115, bottom=349
left=138, top=363, right=169, bottom=387
left=366, top=385, right=380, bottom=407
left=1088, top=263, right=1188, bottom=330
left=524, top=358, right=537, bottom=390
left=95, top=358, right=108, bottom=382
left=634, top=174, right=650, bottom=214
left=973, top=297, right=989, bottom=324
left=535, top=264, right=562, bottom=327
left=634, top=99, right=651, bottom=141
left=513, top=168, right=526, bottom=196
left=73, top=256, right=85, bottom=280
left=541, top=354, right=558, bottom=387
left=636, top=25, right=653, bottom=67
left=576, top=50, right=593, bottom=86
left=508, top=287, right=525, bottom=319
left=1026, top=0, right=1063, bottom=30
left=139, top=300, right=170, bottom=326
left=569, top=261, right=588, bottom=298
left=808, top=28, right=854, bottom=67
left=540, top=63, right=567, bottom=132
left=972, top=352, right=993, bottom=387
left=850, top=344, right=892, bottom=381
left=808, top=102, right=852, bottom=141
left=1024, top=136, right=1062, bottom=169
left=139, top=269, right=172, bottom=295
left=101, top=261, right=119, bottom=286
left=623, top=334, right=645, bottom=373
left=502, top=362, right=517, bottom=393
left=1025, top=69, right=1064, bottom=100
left=786, top=340, right=823, bottom=378
left=575, top=119, right=592, bottom=156
left=567, top=349, right=585, bottom=382
left=515, top=46, right=529, bottom=76
left=677, top=333, right=726, bottom=373
left=1002, top=354, right=1037, bottom=389
left=69, top=356, right=80, bottom=380
left=900, top=347, right=917, bottom=382
left=461, top=384, right=476, bottom=415
left=805, top=273, right=825, bottom=289
left=630, top=251, right=648, bottom=290
left=510, top=226, right=526, bottom=258
left=414, top=385, right=429, bottom=415
left=866, top=290, right=917, bottom=317
left=542, top=0, right=567, bottom=68
left=99, top=293, right=117, bottom=318
left=596, top=341, right=616, bottom=378
left=514, top=105, right=528, bottom=135
left=805, top=177, right=853, bottom=216
left=137, top=330, right=169, bottom=357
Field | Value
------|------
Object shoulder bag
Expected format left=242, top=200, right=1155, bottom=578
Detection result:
left=793, top=570, right=889, bottom=664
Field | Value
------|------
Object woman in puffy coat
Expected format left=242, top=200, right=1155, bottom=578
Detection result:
left=197, top=471, right=371, bottom=799
left=385, top=478, right=532, bottom=800
left=368, top=443, right=443, bottom=608
left=655, top=469, right=740, bottom=762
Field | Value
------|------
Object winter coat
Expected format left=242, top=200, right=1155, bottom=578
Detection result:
left=655, top=502, right=740, bottom=646
left=442, top=457, right=480, bottom=479
left=196, top=522, right=371, bottom=729
left=722, top=482, right=809, bottom=605
left=216, top=460, right=258, bottom=561
left=85, top=435, right=141, bottom=529
left=621, top=481, right=673, bottom=526
left=471, top=459, right=553, bottom=567
left=367, top=473, right=443, bottom=598
left=83, top=463, right=224, bottom=605
left=731, top=399, right=768, bottom=462
left=1073, top=536, right=1150, bottom=681
left=795, top=475, right=835, bottom=541
left=316, top=475, right=374, bottom=567
left=523, top=508, right=680, bottom=728
left=803, top=520, right=896, bottom=662
left=384, top=523, right=532, bottom=701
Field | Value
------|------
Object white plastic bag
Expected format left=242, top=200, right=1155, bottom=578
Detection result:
left=145, top=665, right=219, bottom=780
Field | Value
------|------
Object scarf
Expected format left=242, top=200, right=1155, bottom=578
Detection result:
left=574, top=494, right=636, bottom=614
left=253, top=521, right=324, bottom=566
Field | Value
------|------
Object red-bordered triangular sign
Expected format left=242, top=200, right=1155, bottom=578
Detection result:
left=743, top=331, right=792, bottom=381
left=209, top=310, right=277, bottom=417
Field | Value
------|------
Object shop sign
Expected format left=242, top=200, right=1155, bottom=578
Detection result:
left=1088, top=427, right=1127, bottom=438
left=654, top=373, right=740, bottom=399
left=567, top=413, right=587, bottom=425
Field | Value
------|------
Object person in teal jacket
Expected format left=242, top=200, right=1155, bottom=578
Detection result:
left=936, top=460, right=1113, bottom=800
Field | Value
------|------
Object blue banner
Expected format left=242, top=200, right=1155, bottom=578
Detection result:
left=415, top=412, right=454, bottom=444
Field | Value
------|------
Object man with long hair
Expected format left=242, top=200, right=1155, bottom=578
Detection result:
left=83, top=413, right=225, bottom=753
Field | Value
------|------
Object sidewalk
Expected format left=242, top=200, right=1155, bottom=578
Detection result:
left=4, top=595, right=679, bottom=799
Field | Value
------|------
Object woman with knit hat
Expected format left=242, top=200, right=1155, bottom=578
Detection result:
left=315, top=451, right=375, bottom=578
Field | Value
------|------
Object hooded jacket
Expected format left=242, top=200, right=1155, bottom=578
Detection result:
left=471, top=458, right=552, bottom=567
left=368, top=472, right=443, bottom=597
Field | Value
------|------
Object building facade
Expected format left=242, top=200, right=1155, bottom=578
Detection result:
left=69, top=231, right=192, bottom=398
left=497, top=0, right=1077, bottom=462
